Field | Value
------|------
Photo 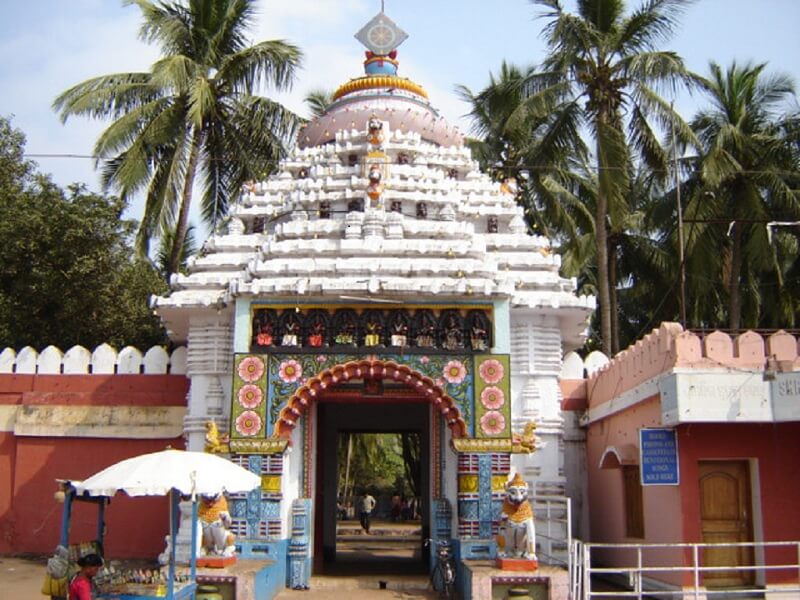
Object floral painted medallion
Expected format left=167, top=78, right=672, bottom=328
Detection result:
left=230, top=352, right=511, bottom=443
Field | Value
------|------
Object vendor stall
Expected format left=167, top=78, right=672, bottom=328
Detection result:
left=55, top=449, right=261, bottom=600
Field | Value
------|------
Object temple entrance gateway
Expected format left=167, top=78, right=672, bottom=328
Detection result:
left=316, top=402, right=430, bottom=573
left=153, top=8, right=595, bottom=597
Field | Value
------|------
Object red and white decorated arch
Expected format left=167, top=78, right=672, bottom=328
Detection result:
left=273, top=358, right=467, bottom=439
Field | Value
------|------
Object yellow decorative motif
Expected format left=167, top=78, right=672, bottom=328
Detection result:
left=451, top=438, right=513, bottom=453
left=261, top=475, right=282, bottom=493
left=230, top=438, right=289, bottom=455
left=204, top=421, right=230, bottom=454
left=333, top=76, right=428, bottom=100
left=458, top=474, right=479, bottom=493
left=492, top=475, right=508, bottom=492
left=511, top=421, right=539, bottom=454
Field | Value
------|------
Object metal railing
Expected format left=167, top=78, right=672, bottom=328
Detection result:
left=573, top=540, right=800, bottom=599
left=532, top=495, right=572, bottom=567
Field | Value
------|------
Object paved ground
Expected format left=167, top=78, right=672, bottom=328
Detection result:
left=8, top=522, right=636, bottom=599
left=2, top=555, right=438, bottom=600
left=1, top=521, right=430, bottom=599
left=1, top=554, right=48, bottom=599
left=1, top=553, right=642, bottom=599
left=275, top=587, right=437, bottom=599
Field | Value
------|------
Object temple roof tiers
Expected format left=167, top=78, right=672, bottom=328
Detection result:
left=152, top=10, right=594, bottom=347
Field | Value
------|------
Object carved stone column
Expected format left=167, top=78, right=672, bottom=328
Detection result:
left=183, top=313, right=234, bottom=451
left=168, top=312, right=234, bottom=564
left=509, top=310, right=565, bottom=497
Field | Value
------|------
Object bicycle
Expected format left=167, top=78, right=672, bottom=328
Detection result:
left=425, top=538, right=456, bottom=599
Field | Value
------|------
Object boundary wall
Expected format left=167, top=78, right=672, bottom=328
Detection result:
left=0, top=345, right=189, bottom=558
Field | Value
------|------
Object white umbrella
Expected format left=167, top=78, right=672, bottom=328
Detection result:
left=75, top=448, right=261, bottom=497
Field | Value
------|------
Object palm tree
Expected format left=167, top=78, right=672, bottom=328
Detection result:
left=526, top=0, right=697, bottom=353
left=457, top=61, right=591, bottom=241
left=54, top=0, right=303, bottom=277
left=689, top=61, right=800, bottom=330
left=154, top=223, right=198, bottom=279
left=456, top=62, right=537, bottom=178
left=303, top=89, right=333, bottom=119
left=559, top=164, right=674, bottom=352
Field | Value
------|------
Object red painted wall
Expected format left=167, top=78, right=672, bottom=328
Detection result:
left=678, top=422, right=800, bottom=585
left=0, top=373, right=188, bottom=559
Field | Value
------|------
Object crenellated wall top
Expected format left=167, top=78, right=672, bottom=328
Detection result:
left=0, top=344, right=187, bottom=375
left=560, top=324, right=800, bottom=408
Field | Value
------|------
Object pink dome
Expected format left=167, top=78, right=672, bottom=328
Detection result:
left=298, top=90, right=464, bottom=148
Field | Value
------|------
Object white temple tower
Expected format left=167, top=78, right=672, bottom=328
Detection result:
left=153, top=8, right=594, bottom=592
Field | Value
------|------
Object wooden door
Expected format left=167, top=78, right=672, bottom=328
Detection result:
left=698, top=461, right=754, bottom=587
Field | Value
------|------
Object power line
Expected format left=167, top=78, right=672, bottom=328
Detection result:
left=22, top=152, right=800, bottom=178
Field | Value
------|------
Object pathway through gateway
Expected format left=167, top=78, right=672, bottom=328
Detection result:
left=316, top=401, right=431, bottom=575
left=335, top=519, right=424, bottom=575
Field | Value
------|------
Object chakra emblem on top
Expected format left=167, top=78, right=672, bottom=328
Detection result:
left=355, top=12, right=408, bottom=55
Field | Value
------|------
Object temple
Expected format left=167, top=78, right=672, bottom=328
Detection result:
left=149, top=8, right=592, bottom=597
left=2, top=7, right=797, bottom=599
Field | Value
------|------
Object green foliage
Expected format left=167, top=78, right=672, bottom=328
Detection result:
left=686, top=61, right=800, bottom=330
left=458, top=1, right=700, bottom=353
left=529, top=0, right=698, bottom=353
left=461, top=49, right=800, bottom=350
left=54, top=0, right=304, bottom=277
left=0, top=115, right=168, bottom=351
left=337, top=433, right=419, bottom=499
left=303, top=89, right=333, bottom=119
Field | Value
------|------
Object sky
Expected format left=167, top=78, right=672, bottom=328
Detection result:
left=1, top=0, right=799, bottom=230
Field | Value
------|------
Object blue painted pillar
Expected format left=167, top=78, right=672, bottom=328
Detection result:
left=287, top=499, right=312, bottom=590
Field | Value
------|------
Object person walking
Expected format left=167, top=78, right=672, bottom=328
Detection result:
left=359, top=490, right=376, bottom=534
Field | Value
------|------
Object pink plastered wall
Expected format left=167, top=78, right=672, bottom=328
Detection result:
left=586, top=396, right=687, bottom=587
left=585, top=326, right=800, bottom=408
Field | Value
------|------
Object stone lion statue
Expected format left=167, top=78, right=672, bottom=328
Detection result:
left=497, top=472, right=537, bottom=560
left=198, top=493, right=236, bottom=557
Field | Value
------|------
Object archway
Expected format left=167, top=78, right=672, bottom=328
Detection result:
left=275, top=359, right=464, bottom=575
left=273, top=358, right=468, bottom=439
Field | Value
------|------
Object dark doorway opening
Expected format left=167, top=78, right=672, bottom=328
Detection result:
left=316, top=401, right=431, bottom=575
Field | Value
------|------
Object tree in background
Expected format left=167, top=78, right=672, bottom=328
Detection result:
left=523, top=0, right=697, bottom=353
left=456, top=62, right=537, bottom=180
left=54, top=0, right=303, bottom=277
left=303, top=89, right=333, bottom=119
left=0, top=115, right=167, bottom=351
left=457, top=61, right=591, bottom=242
left=687, top=61, right=800, bottom=330
left=337, top=433, right=417, bottom=504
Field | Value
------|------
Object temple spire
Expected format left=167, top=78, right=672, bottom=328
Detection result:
left=355, top=9, right=407, bottom=56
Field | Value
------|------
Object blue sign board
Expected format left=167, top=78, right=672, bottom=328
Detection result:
left=639, top=428, right=679, bottom=485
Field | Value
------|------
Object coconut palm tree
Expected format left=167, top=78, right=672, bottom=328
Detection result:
left=689, top=61, right=800, bottom=330
left=303, top=89, right=334, bottom=119
left=457, top=61, right=591, bottom=241
left=524, top=0, right=698, bottom=353
left=456, top=62, right=538, bottom=178
left=53, top=0, right=303, bottom=277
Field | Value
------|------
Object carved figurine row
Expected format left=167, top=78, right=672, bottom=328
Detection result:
left=244, top=202, right=498, bottom=229
left=251, top=307, right=492, bottom=352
